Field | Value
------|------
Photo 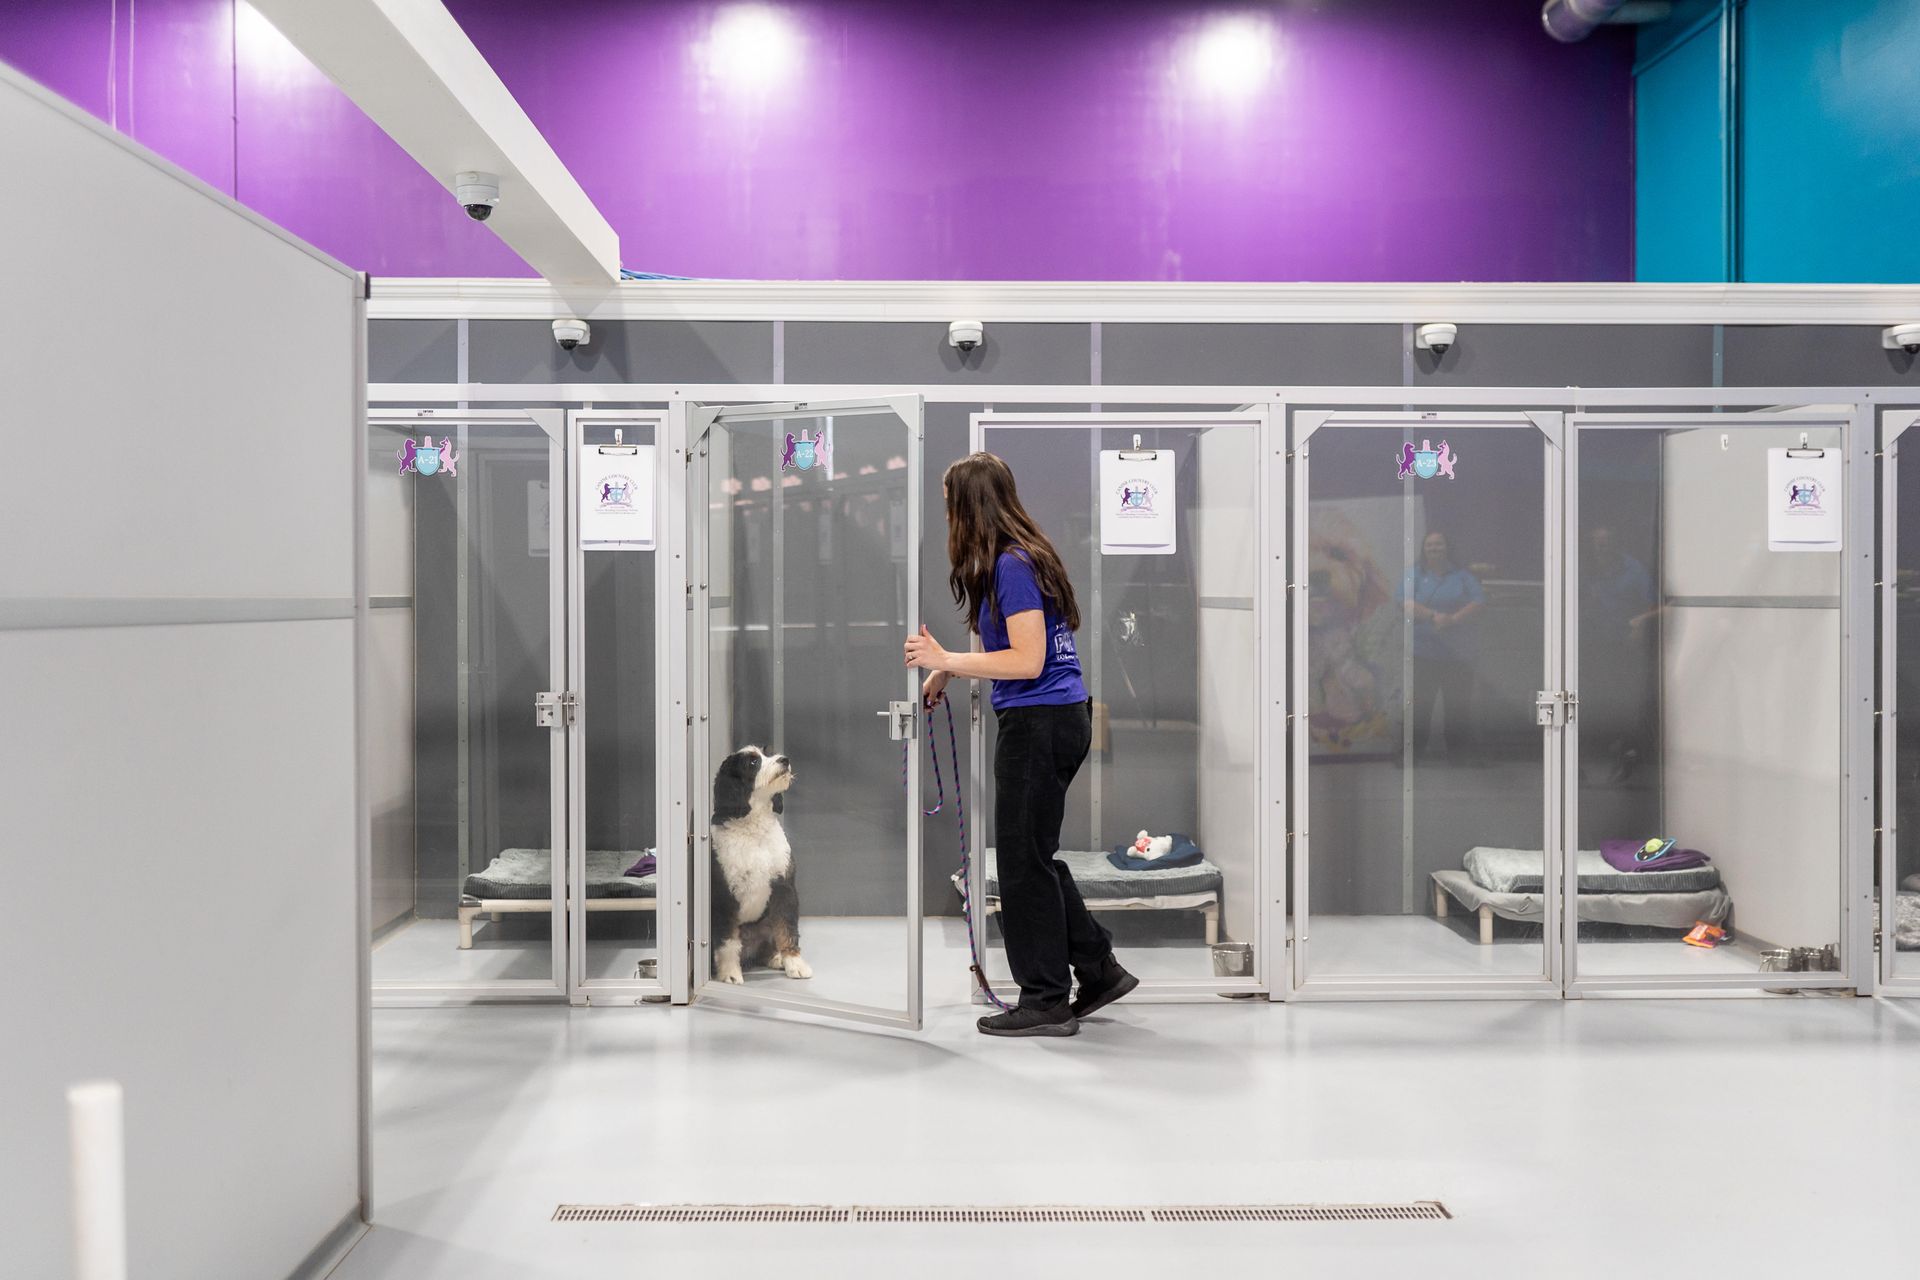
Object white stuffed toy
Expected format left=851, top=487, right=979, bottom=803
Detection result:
left=1131, top=830, right=1174, bottom=861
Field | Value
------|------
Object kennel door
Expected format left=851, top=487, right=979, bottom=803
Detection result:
left=690, top=397, right=927, bottom=1031
left=1291, top=410, right=1564, bottom=997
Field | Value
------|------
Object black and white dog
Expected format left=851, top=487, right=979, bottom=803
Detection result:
left=711, top=746, right=811, bottom=984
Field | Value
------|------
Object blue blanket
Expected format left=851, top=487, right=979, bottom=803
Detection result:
left=1107, top=833, right=1204, bottom=872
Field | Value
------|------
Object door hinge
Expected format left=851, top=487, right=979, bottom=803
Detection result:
left=1534, top=689, right=1577, bottom=727
left=535, top=690, right=578, bottom=727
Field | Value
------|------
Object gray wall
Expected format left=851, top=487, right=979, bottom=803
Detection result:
left=368, top=317, right=1917, bottom=918
left=1660, top=425, right=1845, bottom=950
left=3, top=67, right=363, bottom=1279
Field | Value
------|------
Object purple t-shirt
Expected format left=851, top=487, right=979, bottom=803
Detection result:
left=978, top=550, right=1088, bottom=711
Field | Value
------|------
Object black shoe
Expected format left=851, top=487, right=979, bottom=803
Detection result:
left=1070, top=957, right=1139, bottom=1019
left=977, top=1003, right=1079, bottom=1038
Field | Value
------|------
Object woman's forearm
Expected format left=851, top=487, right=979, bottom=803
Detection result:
left=943, top=646, right=1043, bottom=681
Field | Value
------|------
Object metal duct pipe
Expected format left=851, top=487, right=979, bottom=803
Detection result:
left=1543, top=0, right=1671, bottom=43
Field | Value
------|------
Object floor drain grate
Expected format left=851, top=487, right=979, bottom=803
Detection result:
left=553, top=1202, right=1450, bottom=1225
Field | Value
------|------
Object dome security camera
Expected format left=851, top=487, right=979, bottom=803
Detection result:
left=1884, top=323, right=1920, bottom=356
left=552, top=318, right=591, bottom=351
left=455, top=171, right=501, bottom=222
left=948, top=320, right=985, bottom=354
left=1415, top=323, right=1458, bottom=357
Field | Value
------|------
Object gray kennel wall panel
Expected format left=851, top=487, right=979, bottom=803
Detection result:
left=1410, top=325, right=1716, bottom=387
left=1721, top=325, right=1920, bottom=387
left=470, top=320, right=776, bottom=384
left=784, top=322, right=1093, bottom=385
left=1101, top=323, right=1403, bottom=386
left=370, top=319, right=458, bottom=383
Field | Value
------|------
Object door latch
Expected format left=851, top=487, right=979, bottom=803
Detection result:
left=1534, top=690, right=1577, bottom=727
left=878, top=700, right=918, bottom=741
left=535, top=690, right=578, bottom=728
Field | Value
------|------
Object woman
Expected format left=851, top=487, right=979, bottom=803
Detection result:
left=1399, top=530, right=1485, bottom=759
left=904, top=452, right=1137, bottom=1037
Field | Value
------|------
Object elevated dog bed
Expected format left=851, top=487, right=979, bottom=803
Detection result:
left=981, top=847, right=1223, bottom=944
left=1433, top=846, right=1731, bottom=945
left=457, top=848, right=656, bottom=949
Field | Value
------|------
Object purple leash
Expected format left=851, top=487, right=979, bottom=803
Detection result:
left=904, top=698, right=1012, bottom=1011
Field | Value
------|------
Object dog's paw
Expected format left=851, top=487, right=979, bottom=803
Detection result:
left=782, top=954, right=812, bottom=980
left=715, top=964, right=745, bottom=985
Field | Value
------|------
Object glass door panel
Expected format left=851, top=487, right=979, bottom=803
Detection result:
left=367, top=411, right=564, bottom=996
left=1887, top=410, right=1920, bottom=991
left=569, top=412, right=671, bottom=993
left=1295, top=413, right=1558, bottom=988
left=1571, top=414, right=1851, bottom=987
left=970, top=415, right=1269, bottom=997
left=693, top=399, right=924, bottom=1029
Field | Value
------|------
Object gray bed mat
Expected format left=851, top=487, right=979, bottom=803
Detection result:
left=1464, top=846, right=1722, bottom=895
left=984, top=847, right=1223, bottom=899
left=1433, top=869, right=1731, bottom=930
left=462, top=848, right=656, bottom=900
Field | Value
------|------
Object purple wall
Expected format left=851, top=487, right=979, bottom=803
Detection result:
left=0, top=0, right=1634, bottom=280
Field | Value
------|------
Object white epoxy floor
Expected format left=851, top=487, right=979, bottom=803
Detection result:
left=334, top=936, right=1920, bottom=1279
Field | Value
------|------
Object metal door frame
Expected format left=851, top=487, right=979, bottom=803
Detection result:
left=1565, top=409, right=1868, bottom=996
left=1880, top=408, right=1920, bottom=997
left=1286, top=409, right=1567, bottom=1001
left=966, top=410, right=1279, bottom=1001
left=368, top=407, right=568, bottom=1006
left=564, top=409, right=681, bottom=1005
left=687, top=396, right=927, bottom=1031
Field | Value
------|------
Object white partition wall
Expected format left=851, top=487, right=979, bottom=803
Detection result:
left=0, top=64, right=367, bottom=1278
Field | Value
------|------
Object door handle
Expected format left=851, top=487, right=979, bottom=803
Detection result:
left=878, top=701, right=918, bottom=741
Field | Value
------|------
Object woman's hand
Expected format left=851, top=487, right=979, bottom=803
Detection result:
left=903, top=624, right=951, bottom=673
left=922, top=670, right=951, bottom=709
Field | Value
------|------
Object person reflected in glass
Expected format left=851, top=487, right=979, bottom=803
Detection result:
left=1581, top=525, right=1660, bottom=783
left=1400, top=530, right=1485, bottom=760
left=904, top=452, right=1136, bottom=1039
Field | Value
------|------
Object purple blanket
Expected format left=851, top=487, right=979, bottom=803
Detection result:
left=1600, top=838, right=1709, bottom=874
left=624, top=853, right=657, bottom=878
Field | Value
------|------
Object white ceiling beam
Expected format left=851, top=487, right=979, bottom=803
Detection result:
left=247, top=0, right=618, bottom=301
left=366, top=278, right=1920, bottom=326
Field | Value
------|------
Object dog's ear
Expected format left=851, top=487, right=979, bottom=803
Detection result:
left=712, top=752, right=755, bottom=824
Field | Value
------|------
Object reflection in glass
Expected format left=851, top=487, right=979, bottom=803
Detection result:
left=367, top=420, right=557, bottom=986
left=1575, top=424, right=1843, bottom=979
left=976, top=422, right=1261, bottom=985
left=1303, top=423, right=1550, bottom=980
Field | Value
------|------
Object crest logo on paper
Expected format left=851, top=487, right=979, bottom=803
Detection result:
left=598, top=474, right=636, bottom=512
left=781, top=429, right=830, bottom=472
left=1397, top=438, right=1457, bottom=481
left=398, top=435, right=460, bottom=478
left=1785, top=477, right=1825, bottom=512
left=1115, top=479, right=1159, bottom=516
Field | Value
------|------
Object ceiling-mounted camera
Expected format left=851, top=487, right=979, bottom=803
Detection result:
left=552, top=318, right=591, bottom=351
left=1415, top=322, right=1458, bottom=357
left=454, top=171, right=501, bottom=222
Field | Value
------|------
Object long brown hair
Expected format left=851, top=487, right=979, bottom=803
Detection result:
left=944, top=452, right=1081, bottom=634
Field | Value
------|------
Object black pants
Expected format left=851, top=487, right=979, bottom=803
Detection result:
left=994, top=700, right=1111, bottom=1008
left=1410, top=656, right=1475, bottom=757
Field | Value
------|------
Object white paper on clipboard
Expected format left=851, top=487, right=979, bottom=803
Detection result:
left=581, top=444, right=656, bottom=550
left=1099, top=449, right=1176, bottom=556
left=1766, top=446, right=1841, bottom=553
